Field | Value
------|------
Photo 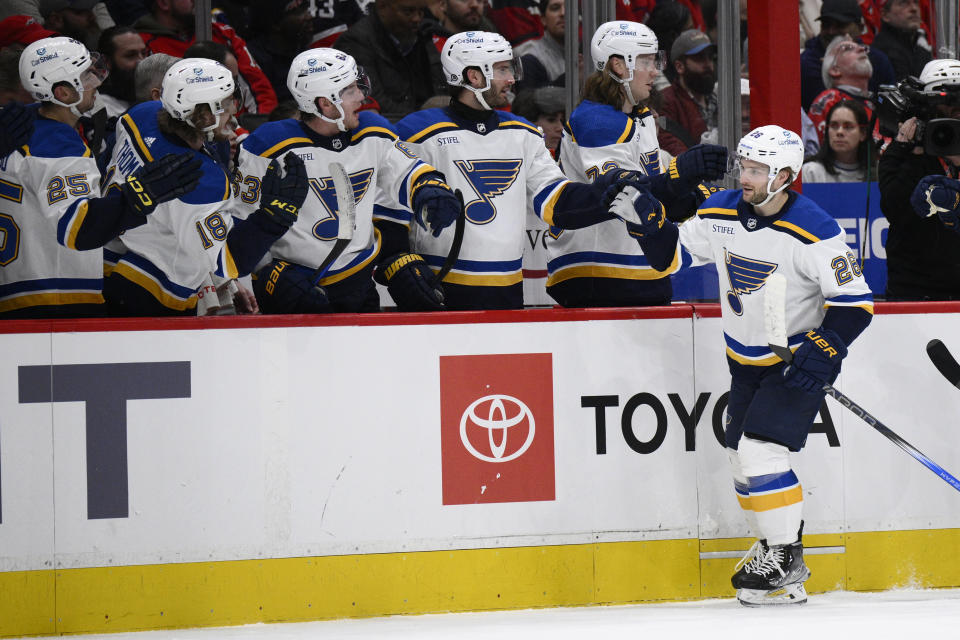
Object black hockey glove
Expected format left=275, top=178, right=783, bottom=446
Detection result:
left=0, top=102, right=34, bottom=156
left=251, top=152, right=309, bottom=233
left=670, top=144, right=729, bottom=188
left=911, top=175, right=960, bottom=234
left=375, top=253, right=445, bottom=311
left=411, top=173, right=460, bottom=237
left=121, top=152, right=203, bottom=215
left=782, top=328, right=848, bottom=393
left=608, top=185, right=667, bottom=239
left=252, top=259, right=331, bottom=314
left=591, top=167, right=649, bottom=208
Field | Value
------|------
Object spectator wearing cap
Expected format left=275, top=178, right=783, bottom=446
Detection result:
left=511, top=85, right=565, bottom=156
left=245, top=0, right=314, bottom=103
left=0, top=1, right=113, bottom=43
left=656, top=28, right=716, bottom=156
left=800, top=0, right=895, bottom=111
left=0, top=14, right=56, bottom=49
left=808, top=35, right=877, bottom=145
left=513, top=0, right=564, bottom=91
left=334, top=0, right=447, bottom=122
left=870, top=0, right=931, bottom=81
left=96, top=25, right=146, bottom=116
left=134, top=0, right=278, bottom=114
left=38, top=0, right=110, bottom=50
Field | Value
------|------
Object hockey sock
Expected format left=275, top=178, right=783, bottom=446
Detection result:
left=737, top=437, right=803, bottom=547
left=727, top=447, right=760, bottom=536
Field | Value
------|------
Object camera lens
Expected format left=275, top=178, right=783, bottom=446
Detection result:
left=931, top=123, right=955, bottom=147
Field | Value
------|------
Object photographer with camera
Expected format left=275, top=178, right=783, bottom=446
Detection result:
left=878, top=59, right=960, bottom=300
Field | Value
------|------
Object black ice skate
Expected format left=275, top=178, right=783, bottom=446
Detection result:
left=735, top=539, right=811, bottom=606
left=730, top=538, right=768, bottom=589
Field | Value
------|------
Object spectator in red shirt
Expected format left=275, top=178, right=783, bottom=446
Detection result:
left=657, top=28, right=716, bottom=155
left=134, top=0, right=277, bottom=114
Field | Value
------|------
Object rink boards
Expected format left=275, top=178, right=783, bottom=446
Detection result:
left=1, top=304, right=959, bottom=635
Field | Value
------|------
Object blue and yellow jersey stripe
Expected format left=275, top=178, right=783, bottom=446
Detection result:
left=111, top=253, right=201, bottom=312
left=0, top=277, right=104, bottom=313
left=546, top=250, right=679, bottom=286
left=421, top=255, right=522, bottom=287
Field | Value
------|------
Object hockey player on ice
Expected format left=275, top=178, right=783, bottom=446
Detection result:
left=0, top=37, right=203, bottom=318
left=547, top=20, right=727, bottom=308
left=610, top=125, right=873, bottom=605
left=394, top=30, right=648, bottom=310
left=60, top=57, right=309, bottom=316
left=235, top=48, right=462, bottom=313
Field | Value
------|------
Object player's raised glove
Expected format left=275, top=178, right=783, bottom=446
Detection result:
left=375, top=253, right=445, bottom=311
left=252, top=152, right=308, bottom=232
left=252, top=259, right=330, bottom=314
left=608, top=185, right=667, bottom=239
left=0, top=102, right=34, bottom=156
left=122, top=152, right=203, bottom=215
left=782, top=328, right=848, bottom=393
left=412, top=173, right=461, bottom=237
left=911, top=175, right=960, bottom=234
left=591, top=167, right=649, bottom=208
left=670, top=144, right=729, bottom=186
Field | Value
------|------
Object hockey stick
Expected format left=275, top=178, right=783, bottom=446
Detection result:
left=433, top=188, right=465, bottom=285
left=927, top=339, right=960, bottom=390
left=310, top=162, right=356, bottom=286
left=764, top=273, right=960, bottom=493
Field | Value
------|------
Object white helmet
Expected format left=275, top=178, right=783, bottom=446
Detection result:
left=19, top=36, right=106, bottom=113
left=919, top=58, right=960, bottom=92
left=736, top=125, right=804, bottom=206
left=441, top=31, right=520, bottom=110
left=590, top=21, right=664, bottom=104
left=161, top=58, right=235, bottom=135
left=287, top=48, right=368, bottom=132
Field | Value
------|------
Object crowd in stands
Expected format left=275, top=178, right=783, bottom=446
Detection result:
left=0, top=0, right=957, bottom=316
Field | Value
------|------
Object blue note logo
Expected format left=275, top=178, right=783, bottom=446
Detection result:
left=308, top=168, right=374, bottom=240
left=453, top=158, right=523, bottom=225
left=724, top=249, right=778, bottom=315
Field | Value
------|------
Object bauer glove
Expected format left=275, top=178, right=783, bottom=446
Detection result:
left=670, top=144, right=729, bottom=188
left=375, top=253, right=445, bottom=311
left=412, top=173, right=461, bottom=237
left=782, top=328, right=848, bottom=393
left=122, top=152, right=203, bottom=215
left=252, top=259, right=330, bottom=314
left=911, top=174, right=960, bottom=234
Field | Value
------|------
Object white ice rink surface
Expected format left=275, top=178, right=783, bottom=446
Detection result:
left=54, top=589, right=960, bottom=640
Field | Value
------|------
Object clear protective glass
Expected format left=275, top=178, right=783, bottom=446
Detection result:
left=636, top=51, right=667, bottom=72
left=729, top=157, right=770, bottom=180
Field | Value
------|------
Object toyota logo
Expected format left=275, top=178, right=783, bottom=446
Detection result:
left=459, top=394, right=535, bottom=463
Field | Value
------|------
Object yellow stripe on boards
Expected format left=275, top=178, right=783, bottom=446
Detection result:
left=3, top=530, right=960, bottom=636
left=0, top=570, right=55, bottom=637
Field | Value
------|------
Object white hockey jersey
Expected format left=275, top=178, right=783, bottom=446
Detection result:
left=548, top=101, right=678, bottom=286
left=395, top=107, right=570, bottom=287
left=234, top=112, right=433, bottom=284
left=77, top=100, right=237, bottom=313
left=679, top=189, right=874, bottom=365
left=0, top=115, right=103, bottom=314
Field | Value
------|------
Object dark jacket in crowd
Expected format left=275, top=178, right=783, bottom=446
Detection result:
left=334, top=10, right=446, bottom=122
left=878, top=141, right=960, bottom=300
left=799, top=35, right=896, bottom=112
left=870, top=22, right=932, bottom=82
